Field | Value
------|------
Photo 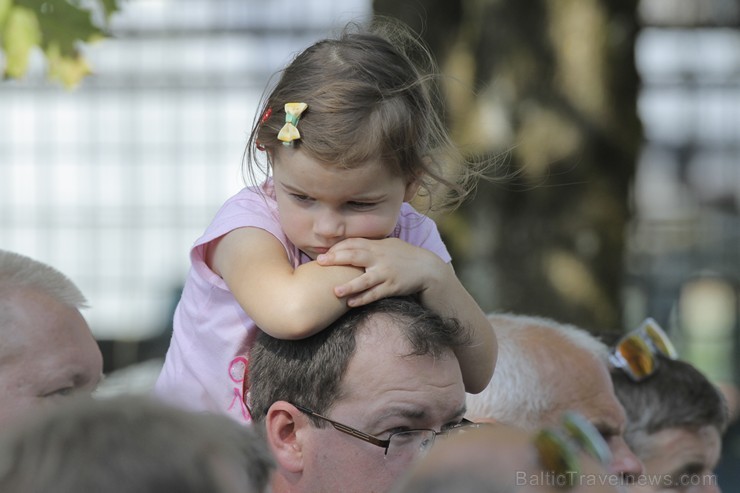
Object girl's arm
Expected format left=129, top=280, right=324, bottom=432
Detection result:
left=208, top=227, right=361, bottom=339
left=316, top=237, right=497, bottom=393
left=417, top=261, right=497, bottom=394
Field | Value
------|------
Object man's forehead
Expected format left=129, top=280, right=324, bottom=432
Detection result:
left=549, top=358, right=626, bottom=433
left=339, top=330, right=465, bottom=424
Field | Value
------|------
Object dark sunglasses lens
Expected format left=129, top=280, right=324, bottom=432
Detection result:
left=534, top=430, right=578, bottom=486
left=643, top=319, right=678, bottom=359
left=617, top=335, right=655, bottom=380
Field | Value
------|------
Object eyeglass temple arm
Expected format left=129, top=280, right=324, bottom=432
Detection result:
left=293, top=404, right=390, bottom=448
left=328, top=421, right=390, bottom=448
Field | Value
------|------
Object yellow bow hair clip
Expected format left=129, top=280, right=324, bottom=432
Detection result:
left=277, top=102, right=308, bottom=146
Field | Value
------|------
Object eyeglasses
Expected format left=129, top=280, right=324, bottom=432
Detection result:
left=534, top=411, right=613, bottom=488
left=609, top=317, right=678, bottom=382
left=292, top=403, right=480, bottom=461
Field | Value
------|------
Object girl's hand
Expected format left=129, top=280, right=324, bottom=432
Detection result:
left=316, top=237, right=443, bottom=307
left=319, top=236, right=498, bottom=394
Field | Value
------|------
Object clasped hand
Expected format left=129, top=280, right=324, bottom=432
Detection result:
left=316, top=237, right=444, bottom=307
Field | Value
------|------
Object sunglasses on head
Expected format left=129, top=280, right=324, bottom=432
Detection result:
left=534, top=411, right=612, bottom=489
left=609, top=317, right=678, bottom=382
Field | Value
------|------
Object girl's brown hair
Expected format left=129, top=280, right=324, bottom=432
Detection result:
left=245, top=18, right=480, bottom=213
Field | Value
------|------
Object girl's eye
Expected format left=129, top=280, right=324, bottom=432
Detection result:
left=291, top=194, right=312, bottom=202
left=348, top=201, right=376, bottom=210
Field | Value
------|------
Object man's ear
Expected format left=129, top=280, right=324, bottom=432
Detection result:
left=264, top=401, right=307, bottom=475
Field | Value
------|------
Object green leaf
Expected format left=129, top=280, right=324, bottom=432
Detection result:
left=16, top=0, right=103, bottom=56
left=2, top=0, right=118, bottom=86
left=3, top=5, right=41, bottom=78
left=98, top=0, right=119, bottom=21
left=0, top=0, right=12, bottom=26
left=45, top=40, right=90, bottom=88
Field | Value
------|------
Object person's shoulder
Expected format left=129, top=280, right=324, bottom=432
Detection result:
left=394, top=203, right=449, bottom=258
left=396, top=202, right=437, bottom=230
left=398, top=202, right=434, bottom=220
left=225, top=181, right=274, bottom=204
left=193, top=181, right=281, bottom=249
left=214, top=182, right=277, bottom=217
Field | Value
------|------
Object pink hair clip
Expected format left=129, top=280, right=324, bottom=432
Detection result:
left=256, top=107, right=273, bottom=151
left=260, top=107, right=273, bottom=124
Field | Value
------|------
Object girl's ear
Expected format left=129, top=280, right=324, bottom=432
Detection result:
left=264, top=401, right=307, bottom=475
left=403, top=179, right=422, bottom=202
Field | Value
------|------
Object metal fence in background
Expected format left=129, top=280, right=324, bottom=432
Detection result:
left=0, top=0, right=371, bottom=342
left=625, top=2, right=740, bottom=389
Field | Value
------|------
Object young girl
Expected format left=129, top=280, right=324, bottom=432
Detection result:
left=154, top=20, right=497, bottom=423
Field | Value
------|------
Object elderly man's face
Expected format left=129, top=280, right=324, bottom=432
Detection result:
left=298, top=315, right=467, bottom=493
left=0, top=288, right=103, bottom=426
left=548, top=345, right=644, bottom=483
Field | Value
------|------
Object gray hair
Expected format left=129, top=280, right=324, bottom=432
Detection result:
left=0, top=250, right=87, bottom=309
left=465, top=313, right=609, bottom=429
left=611, top=354, right=728, bottom=458
left=0, top=396, right=274, bottom=493
left=248, top=296, right=471, bottom=425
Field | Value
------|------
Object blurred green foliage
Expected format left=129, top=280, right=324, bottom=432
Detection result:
left=0, top=0, right=118, bottom=88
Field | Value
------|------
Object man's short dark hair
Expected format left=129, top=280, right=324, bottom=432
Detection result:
left=248, top=297, right=470, bottom=424
left=611, top=354, right=729, bottom=455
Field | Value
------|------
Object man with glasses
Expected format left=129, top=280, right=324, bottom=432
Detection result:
left=466, top=313, right=644, bottom=486
left=247, top=296, right=473, bottom=493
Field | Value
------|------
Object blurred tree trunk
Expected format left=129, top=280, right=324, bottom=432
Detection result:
left=374, top=0, right=642, bottom=331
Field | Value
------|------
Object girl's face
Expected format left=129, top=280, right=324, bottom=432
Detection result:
left=272, top=147, right=418, bottom=260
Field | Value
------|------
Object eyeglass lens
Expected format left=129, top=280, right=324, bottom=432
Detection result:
left=534, top=412, right=612, bottom=487
left=534, top=430, right=579, bottom=487
left=617, top=334, right=656, bottom=379
left=386, top=430, right=437, bottom=461
left=641, top=318, right=678, bottom=359
left=561, top=412, right=612, bottom=466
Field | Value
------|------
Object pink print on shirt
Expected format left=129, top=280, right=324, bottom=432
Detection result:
left=227, top=356, right=251, bottom=422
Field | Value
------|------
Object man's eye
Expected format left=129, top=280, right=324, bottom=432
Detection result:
left=441, top=420, right=465, bottom=432
left=596, top=428, right=616, bottom=441
left=43, top=386, right=75, bottom=398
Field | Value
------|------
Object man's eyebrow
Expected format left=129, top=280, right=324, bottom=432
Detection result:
left=372, top=404, right=467, bottom=425
left=451, top=404, right=467, bottom=420
left=375, top=407, right=427, bottom=422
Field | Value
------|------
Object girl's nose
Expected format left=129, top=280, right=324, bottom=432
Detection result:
left=314, top=210, right=345, bottom=239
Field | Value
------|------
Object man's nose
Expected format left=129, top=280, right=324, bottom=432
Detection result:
left=608, top=436, right=643, bottom=482
left=314, top=209, right=345, bottom=238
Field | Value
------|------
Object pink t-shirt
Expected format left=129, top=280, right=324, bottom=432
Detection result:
left=154, top=181, right=451, bottom=423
